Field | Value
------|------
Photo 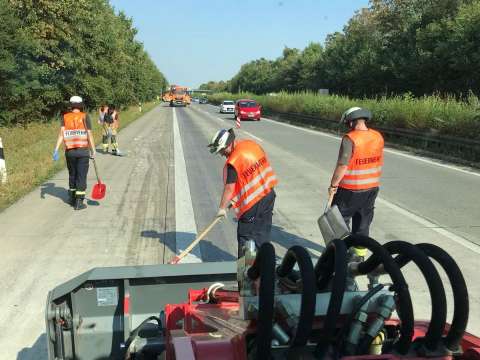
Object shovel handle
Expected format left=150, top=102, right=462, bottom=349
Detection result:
left=91, top=157, right=101, bottom=183
left=81, top=115, right=102, bottom=184
left=171, top=216, right=224, bottom=264
left=325, top=191, right=335, bottom=213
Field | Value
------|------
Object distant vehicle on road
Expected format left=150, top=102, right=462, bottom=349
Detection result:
left=166, top=85, right=191, bottom=107
left=219, top=100, right=235, bottom=113
left=199, top=98, right=208, bottom=104
left=234, top=99, right=261, bottom=121
left=192, top=97, right=200, bottom=103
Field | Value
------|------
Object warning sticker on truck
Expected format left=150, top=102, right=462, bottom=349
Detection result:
left=96, top=287, right=118, bottom=306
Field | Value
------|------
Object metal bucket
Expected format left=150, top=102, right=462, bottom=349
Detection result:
left=317, top=204, right=350, bottom=245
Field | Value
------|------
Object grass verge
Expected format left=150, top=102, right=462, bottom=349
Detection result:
left=0, top=102, right=158, bottom=211
left=209, top=91, right=480, bottom=140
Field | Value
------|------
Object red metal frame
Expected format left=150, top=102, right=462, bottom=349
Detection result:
left=163, top=288, right=480, bottom=360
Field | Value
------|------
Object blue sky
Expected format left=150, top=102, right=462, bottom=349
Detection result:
left=110, top=0, right=370, bottom=88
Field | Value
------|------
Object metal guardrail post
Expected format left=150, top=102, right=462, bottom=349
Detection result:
left=0, top=136, right=6, bottom=184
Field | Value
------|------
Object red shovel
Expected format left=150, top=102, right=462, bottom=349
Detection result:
left=82, top=115, right=106, bottom=200
left=91, top=157, right=106, bottom=200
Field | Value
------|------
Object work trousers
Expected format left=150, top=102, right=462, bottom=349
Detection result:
left=237, top=189, right=276, bottom=258
left=102, top=124, right=118, bottom=151
left=332, top=187, right=379, bottom=237
left=66, top=148, right=90, bottom=199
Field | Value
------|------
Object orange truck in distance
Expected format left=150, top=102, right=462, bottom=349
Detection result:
left=164, top=85, right=190, bottom=107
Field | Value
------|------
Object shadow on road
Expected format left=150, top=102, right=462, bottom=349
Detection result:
left=271, top=224, right=325, bottom=254
left=140, top=230, right=236, bottom=262
left=200, top=240, right=236, bottom=262
left=87, top=199, right=100, bottom=206
left=17, top=333, right=48, bottom=360
left=40, top=182, right=69, bottom=205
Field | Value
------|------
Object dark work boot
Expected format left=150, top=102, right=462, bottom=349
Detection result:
left=68, top=190, right=76, bottom=206
left=74, top=196, right=87, bottom=210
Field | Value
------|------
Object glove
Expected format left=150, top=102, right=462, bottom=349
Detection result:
left=52, top=150, right=59, bottom=161
left=216, top=208, right=227, bottom=219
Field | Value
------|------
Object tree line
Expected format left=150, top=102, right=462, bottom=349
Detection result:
left=0, top=0, right=167, bottom=126
left=200, top=0, right=480, bottom=98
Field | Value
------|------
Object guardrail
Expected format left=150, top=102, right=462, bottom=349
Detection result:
left=263, top=110, right=480, bottom=165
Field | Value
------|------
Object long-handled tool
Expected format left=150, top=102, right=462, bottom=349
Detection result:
left=91, top=158, right=106, bottom=200
left=170, top=214, right=226, bottom=264
left=317, top=191, right=350, bottom=245
left=83, top=116, right=107, bottom=200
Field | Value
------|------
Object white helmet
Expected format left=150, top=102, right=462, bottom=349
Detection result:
left=340, top=107, right=372, bottom=124
left=208, top=128, right=235, bottom=154
left=69, top=95, right=83, bottom=104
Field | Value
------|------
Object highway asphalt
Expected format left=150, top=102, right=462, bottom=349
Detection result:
left=1, top=103, right=479, bottom=359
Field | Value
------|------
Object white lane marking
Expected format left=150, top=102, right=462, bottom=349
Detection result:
left=192, top=106, right=263, bottom=142
left=242, top=130, right=263, bottom=142
left=173, top=108, right=202, bottom=263
left=262, top=117, right=340, bottom=140
left=377, top=197, right=480, bottom=255
left=202, top=106, right=480, bottom=252
left=382, top=148, right=480, bottom=178
left=261, top=117, right=480, bottom=177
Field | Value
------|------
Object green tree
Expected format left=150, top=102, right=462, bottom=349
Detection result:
left=1, top=0, right=166, bottom=126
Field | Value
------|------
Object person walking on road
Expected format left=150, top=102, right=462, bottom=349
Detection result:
left=208, top=128, right=278, bottom=258
left=98, top=105, right=107, bottom=125
left=53, top=96, right=96, bottom=210
left=100, top=105, right=120, bottom=154
left=328, top=107, right=384, bottom=258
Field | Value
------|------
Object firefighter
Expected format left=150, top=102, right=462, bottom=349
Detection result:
left=208, top=128, right=278, bottom=258
left=98, top=105, right=107, bottom=125
left=101, top=105, right=119, bottom=154
left=53, top=96, right=96, bottom=210
left=328, top=107, right=384, bottom=258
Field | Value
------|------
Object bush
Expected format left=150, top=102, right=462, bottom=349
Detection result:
left=209, top=91, right=480, bottom=140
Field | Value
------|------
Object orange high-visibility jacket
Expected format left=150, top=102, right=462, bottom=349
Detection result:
left=340, top=129, right=384, bottom=191
left=225, top=140, right=278, bottom=218
left=63, top=112, right=89, bottom=150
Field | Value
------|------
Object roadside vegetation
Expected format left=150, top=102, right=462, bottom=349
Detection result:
left=0, top=102, right=157, bottom=211
left=0, top=0, right=166, bottom=127
left=209, top=92, right=480, bottom=140
left=0, top=0, right=167, bottom=210
left=202, top=0, right=480, bottom=140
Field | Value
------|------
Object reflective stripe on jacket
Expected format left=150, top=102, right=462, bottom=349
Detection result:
left=63, top=112, right=88, bottom=150
left=340, top=129, right=384, bottom=191
left=225, top=140, right=278, bottom=218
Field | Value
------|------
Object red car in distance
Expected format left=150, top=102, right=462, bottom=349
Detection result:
left=234, top=99, right=262, bottom=121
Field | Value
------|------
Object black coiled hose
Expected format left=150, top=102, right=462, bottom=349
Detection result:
left=344, top=234, right=414, bottom=355
left=359, top=240, right=447, bottom=353
left=397, top=243, right=469, bottom=351
left=313, top=239, right=348, bottom=357
left=276, top=245, right=316, bottom=347
left=247, top=242, right=276, bottom=359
